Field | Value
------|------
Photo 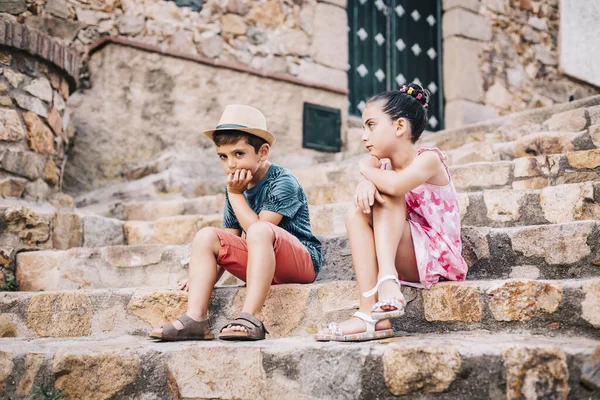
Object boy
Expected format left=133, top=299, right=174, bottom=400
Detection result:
left=150, top=105, right=322, bottom=341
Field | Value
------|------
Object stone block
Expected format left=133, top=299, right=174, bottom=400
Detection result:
left=297, top=60, right=347, bottom=90
left=451, top=161, right=511, bottom=190
left=443, top=8, right=492, bottom=41
left=16, top=353, right=44, bottom=395
left=384, top=345, right=462, bottom=395
left=1, top=150, right=44, bottom=180
left=512, top=132, right=576, bottom=159
left=3, top=69, right=24, bottom=88
left=483, top=189, right=524, bottom=222
left=443, top=0, right=480, bottom=12
left=311, top=2, right=348, bottom=71
left=127, top=289, right=188, bottom=328
left=0, top=351, right=13, bottom=392
left=511, top=178, right=549, bottom=190
left=52, top=213, right=81, bottom=250
left=22, top=112, right=54, bottom=155
left=567, top=148, right=600, bottom=169
left=540, top=183, right=598, bottom=224
left=249, top=0, right=284, bottom=26
left=27, top=292, right=93, bottom=337
left=222, top=13, right=247, bottom=35
left=0, top=107, right=25, bottom=142
left=581, top=347, right=600, bottom=390
left=83, top=215, right=125, bottom=247
left=0, top=178, right=25, bottom=198
left=581, top=280, right=600, bottom=328
left=443, top=37, right=485, bottom=103
left=445, top=100, right=498, bottom=129
left=487, top=280, right=562, bottom=321
left=24, top=77, right=53, bottom=103
left=2, top=206, right=51, bottom=246
left=46, top=106, right=62, bottom=136
left=0, top=0, right=26, bottom=14
left=590, top=124, right=600, bottom=147
left=543, top=108, right=590, bottom=132
left=14, top=93, right=48, bottom=118
left=422, top=283, right=482, bottom=322
left=116, top=15, right=144, bottom=36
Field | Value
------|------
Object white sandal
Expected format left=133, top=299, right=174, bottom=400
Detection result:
left=314, top=311, right=394, bottom=342
left=363, top=274, right=407, bottom=320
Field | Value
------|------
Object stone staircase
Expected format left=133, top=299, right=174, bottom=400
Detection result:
left=1, top=98, right=600, bottom=399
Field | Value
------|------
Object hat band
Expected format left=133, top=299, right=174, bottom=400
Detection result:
left=216, top=123, right=249, bottom=129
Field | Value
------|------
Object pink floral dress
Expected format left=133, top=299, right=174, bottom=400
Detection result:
left=383, top=147, right=468, bottom=289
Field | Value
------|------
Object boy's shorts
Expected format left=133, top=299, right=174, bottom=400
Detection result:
left=212, top=223, right=316, bottom=284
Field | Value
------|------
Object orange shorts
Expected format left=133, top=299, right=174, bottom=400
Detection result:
left=212, top=223, right=316, bottom=284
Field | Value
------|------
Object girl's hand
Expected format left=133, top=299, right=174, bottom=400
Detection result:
left=354, top=180, right=385, bottom=214
left=227, top=169, right=253, bottom=194
left=359, top=156, right=382, bottom=173
left=177, top=279, right=189, bottom=292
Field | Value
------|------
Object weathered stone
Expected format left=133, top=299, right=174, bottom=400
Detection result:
left=46, top=0, right=71, bottom=19
left=3, top=207, right=51, bottom=245
left=581, top=347, right=600, bottom=390
left=444, top=38, right=484, bottom=103
left=54, top=349, right=140, bottom=400
left=484, top=0, right=508, bottom=14
left=0, top=316, right=16, bottom=337
left=487, top=280, right=562, bottom=321
left=25, top=16, right=84, bottom=42
left=512, top=132, right=577, bottom=159
left=513, top=154, right=561, bottom=178
left=422, top=283, right=482, bottom=322
left=0, top=178, right=25, bottom=198
left=461, top=226, right=490, bottom=267
left=590, top=125, right=600, bottom=148
left=1, top=150, right=44, bottom=180
left=0, top=107, right=25, bottom=142
left=27, top=292, right=92, bottom=337
left=512, top=178, right=549, bottom=190
left=528, top=16, right=548, bottom=31
left=543, top=108, right=590, bottom=132
left=522, top=25, right=541, bottom=43
left=534, top=45, right=558, bottom=66
left=127, top=289, right=188, bottom=328
left=249, top=0, right=284, bottom=26
left=43, top=160, right=58, bottom=186
left=53, top=213, right=81, bottom=250
left=83, top=215, right=125, bottom=247
left=167, top=346, right=264, bottom=399
left=443, top=0, right=479, bottom=12
left=16, top=353, right=44, bottom=395
left=503, top=347, right=569, bottom=400
left=509, top=265, right=540, bottom=280
left=49, top=192, right=75, bottom=210
left=443, top=8, right=491, bottom=41
left=581, top=280, right=600, bottom=328
left=101, top=245, right=165, bottom=268
left=483, top=189, right=524, bottom=222
left=232, top=285, right=311, bottom=337
left=297, top=60, right=347, bottom=89
left=228, top=0, right=249, bottom=15
left=508, top=222, right=592, bottom=264
left=540, top=183, right=599, bottom=224
left=0, top=0, right=26, bottom=14
left=271, top=28, right=309, bottom=56
left=445, top=100, right=498, bottom=129
left=24, top=78, right=53, bottom=103
left=76, top=8, right=110, bottom=25
left=452, top=161, right=511, bottom=190
left=3, top=69, right=24, bottom=88
left=222, top=13, right=247, bottom=35
left=0, top=53, right=11, bottom=66
left=567, top=148, right=600, bottom=169
left=46, top=107, right=63, bottom=136
left=485, top=82, right=512, bottom=109
left=117, top=15, right=144, bottom=35
left=53, top=91, right=66, bottom=113
left=14, top=94, right=48, bottom=118
left=383, top=345, right=462, bottom=395
left=196, top=32, right=223, bottom=58
left=22, top=112, right=54, bottom=155
left=23, top=179, right=51, bottom=201
left=0, top=96, right=12, bottom=107
left=311, top=3, right=348, bottom=70
left=0, top=351, right=14, bottom=392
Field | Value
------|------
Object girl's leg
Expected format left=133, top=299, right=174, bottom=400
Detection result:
left=318, top=206, right=391, bottom=335
left=221, top=221, right=276, bottom=334
left=151, top=227, right=222, bottom=335
left=372, top=194, right=419, bottom=304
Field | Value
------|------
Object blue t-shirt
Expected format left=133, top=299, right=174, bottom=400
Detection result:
left=222, top=164, right=323, bottom=274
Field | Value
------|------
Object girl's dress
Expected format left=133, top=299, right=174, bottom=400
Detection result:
left=383, top=147, right=468, bottom=289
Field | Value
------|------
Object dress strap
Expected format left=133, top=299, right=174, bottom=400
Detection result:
left=417, top=147, right=451, bottom=182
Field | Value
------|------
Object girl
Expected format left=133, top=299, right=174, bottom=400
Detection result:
left=316, top=83, right=468, bottom=342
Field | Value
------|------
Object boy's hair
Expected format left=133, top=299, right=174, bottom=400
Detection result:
left=367, top=82, right=431, bottom=143
left=212, top=130, right=268, bottom=153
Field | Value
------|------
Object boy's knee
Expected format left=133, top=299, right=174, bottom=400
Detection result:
left=193, top=227, right=220, bottom=247
left=246, top=221, right=275, bottom=243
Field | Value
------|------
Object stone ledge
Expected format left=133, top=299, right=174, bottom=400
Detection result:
left=0, top=20, right=80, bottom=90
left=88, top=36, right=348, bottom=96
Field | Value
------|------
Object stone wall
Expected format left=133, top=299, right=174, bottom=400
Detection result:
left=0, top=0, right=348, bottom=91
left=443, top=0, right=599, bottom=129
left=0, top=23, right=78, bottom=202
left=65, top=42, right=347, bottom=196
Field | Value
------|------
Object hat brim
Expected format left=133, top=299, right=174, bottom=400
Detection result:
left=203, top=127, right=276, bottom=146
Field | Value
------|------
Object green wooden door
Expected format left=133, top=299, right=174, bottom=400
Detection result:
left=348, top=0, right=444, bottom=131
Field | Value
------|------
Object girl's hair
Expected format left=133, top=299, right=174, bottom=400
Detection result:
left=367, top=82, right=431, bottom=142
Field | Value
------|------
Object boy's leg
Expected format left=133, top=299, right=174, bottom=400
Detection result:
left=372, top=194, right=419, bottom=305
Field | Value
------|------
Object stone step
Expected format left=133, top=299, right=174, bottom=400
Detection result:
left=308, top=181, right=600, bottom=234
left=1, top=278, right=599, bottom=340
left=0, top=333, right=598, bottom=399
left=14, top=221, right=600, bottom=291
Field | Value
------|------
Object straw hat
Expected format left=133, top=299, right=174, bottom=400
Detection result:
left=203, top=105, right=276, bottom=146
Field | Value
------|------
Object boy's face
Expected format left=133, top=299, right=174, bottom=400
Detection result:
left=216, top=139, right=268, bottom=175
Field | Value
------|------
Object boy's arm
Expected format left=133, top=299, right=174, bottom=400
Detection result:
left=359, top=152, right=443, bottom=197
left=228, top=193, right=283, bottom=231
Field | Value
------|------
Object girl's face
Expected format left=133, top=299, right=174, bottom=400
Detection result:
left=361, top=101, right=411, bottom=159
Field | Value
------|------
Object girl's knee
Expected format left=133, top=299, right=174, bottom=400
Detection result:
left=246, top=221, right=275, bottom=243
left=345, top=206, right=369, bottom=225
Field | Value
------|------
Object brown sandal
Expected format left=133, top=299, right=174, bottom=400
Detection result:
left=149, top=315, right=215, bottom=341
left=218, top=312, right=269, bottom=341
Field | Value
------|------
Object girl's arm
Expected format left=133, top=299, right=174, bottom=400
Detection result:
left=359, top=152, right=445, bottom=197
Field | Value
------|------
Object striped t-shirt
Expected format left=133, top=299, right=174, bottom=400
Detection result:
left=222, top=164, right=323, bottom=274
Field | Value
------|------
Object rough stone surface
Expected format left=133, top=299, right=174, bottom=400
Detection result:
left=117, top=15, right=144, bottom=35
left=0, top=108, right=25, bottom=142
left=22, top=112, right=55, bottom=155
left=443, top=8, right=492, bottom=41
left=503, top=347, right=569, bottom=400
left=581, top=347, right=600, bottom=391
left=567, top=148, right=600, bottom=169
left=383, top=345, right=462, bottom=395
left=540, top=183, right=599, bottom=224
left=422, top=284, right=482, bottom=322
left=27, top=292, right=93, bottom=337
left=445, top=100, right=499, bottom=129
left=443, top=0, right=480, bottom=12
left=452, top=161, right=511, bottom=190
left=590, top=124, right=600, bottom=147
left=4, top=69, right=24, bottom=87
left=581, top=280, right=600, bottom=328
left=484, top=189, right=523, bottom=222
left=54, top=349, right=140, bottom=400
left=127, top=289, right=188, bottom=328
left=543, top=108, right=590, bottom=132
left=24, top=78, right=53, bottom=103
left=14, top=94, right=48, bottom=118
left=16, top=353, right=44, bottom=395
left=444, top=37, right=484, bottom=103
left=2, top=207, right=51, bottom=246
left=52, top=213, right=81, bottom=250
left=0, top=351, right=13, bottom=392
left=487, top=280, right=563, bottom=321
left=296, top=60, right=347, bottom=89
left=83, top=215, right=125, bottom=247
left=311, top=3, right=347, bottom=71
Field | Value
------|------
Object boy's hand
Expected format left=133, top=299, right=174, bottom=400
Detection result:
left=354, top=180, right=385, bottom=214
left=359, top=156, right=382, bottom=172
left=228, top=169, right=253, bottom=194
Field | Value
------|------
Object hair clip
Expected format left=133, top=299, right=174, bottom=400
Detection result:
left=423, top=104, right=428, bottom=108
left=400, top=85, right=408, bottom=93
left=416, top=93, right=423, bottom=100
left=407, top=87, right=414, bottom=95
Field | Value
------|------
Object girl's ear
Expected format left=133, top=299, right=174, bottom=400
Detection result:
left=395, top=117, right=409, bottom=138
left=259, top=143, right=270, bottom=160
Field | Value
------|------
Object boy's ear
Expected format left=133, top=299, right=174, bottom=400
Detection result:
left=258, top=143, right=270, bottom=160
left=395, top=117, right=409, bottom=138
